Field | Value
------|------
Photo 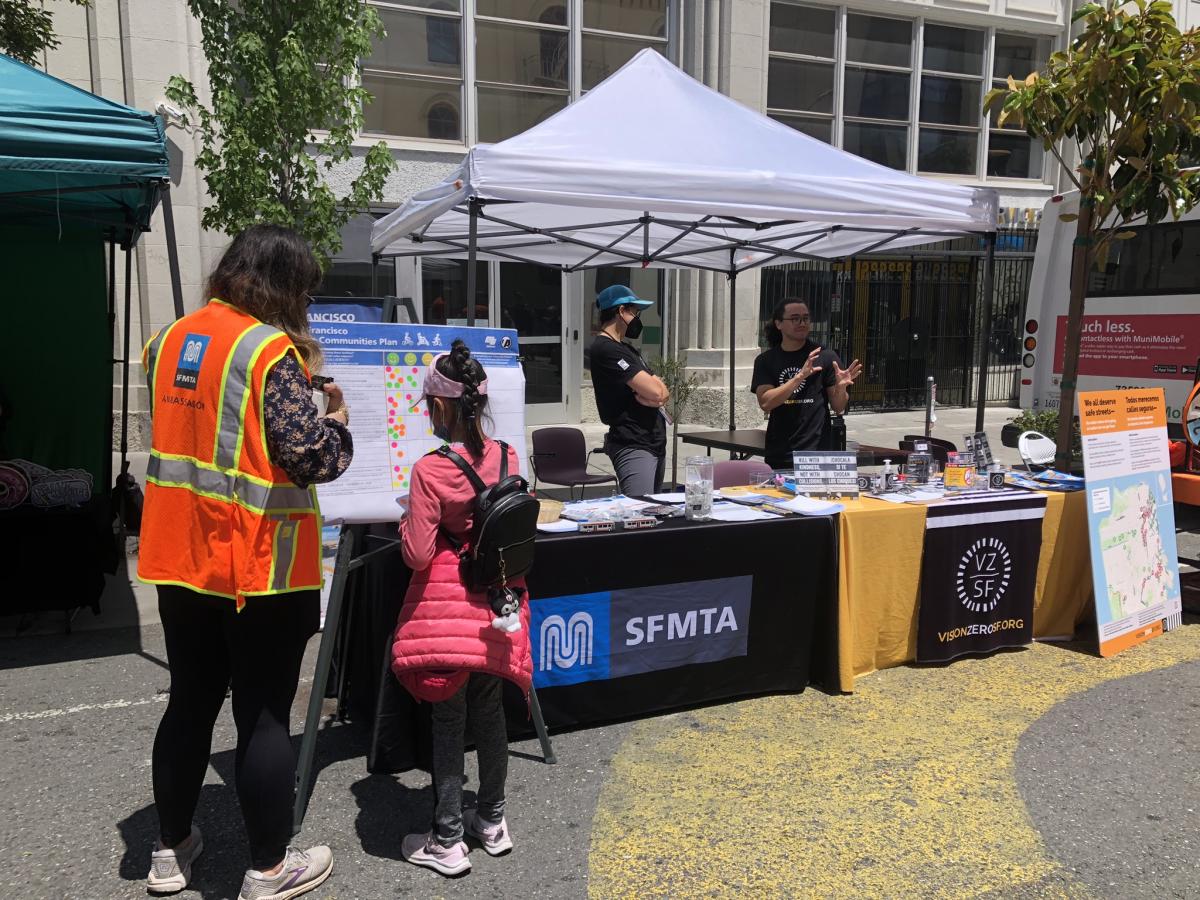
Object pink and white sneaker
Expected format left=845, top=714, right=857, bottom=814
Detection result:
left=463, top=809, right=514, bottom=856
left=400, top=831, right=471, bottom=877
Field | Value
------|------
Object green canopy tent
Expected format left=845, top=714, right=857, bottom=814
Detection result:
left=0, top=53, right=177, bottom=620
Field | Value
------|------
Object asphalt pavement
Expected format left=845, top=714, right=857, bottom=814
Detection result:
left=2, top=613, right=1198, bottom=899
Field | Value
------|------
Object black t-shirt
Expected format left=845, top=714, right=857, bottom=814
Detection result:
left=590, top=335, right=666, bottom=453
left=750, top=341, right=842, bottom=467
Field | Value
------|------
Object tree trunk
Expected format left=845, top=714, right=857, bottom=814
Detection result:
left=1054, top=198, right=1094, bottom=470
left=671, top=421, right=679, bottom=489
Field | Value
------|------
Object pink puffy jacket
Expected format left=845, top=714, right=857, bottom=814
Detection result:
left=390, top=441, right=533, bottom=703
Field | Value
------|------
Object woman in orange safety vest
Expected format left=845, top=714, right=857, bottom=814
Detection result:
left=139, top=226, right=352, bottom=900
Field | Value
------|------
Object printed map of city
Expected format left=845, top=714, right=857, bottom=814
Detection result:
left=1095, top=474, right=1180, bottom=624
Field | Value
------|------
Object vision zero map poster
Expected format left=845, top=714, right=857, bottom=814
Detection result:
left=310, top=322, right=526, bottom=523
left=1078, top=388, right=1182, bottom=657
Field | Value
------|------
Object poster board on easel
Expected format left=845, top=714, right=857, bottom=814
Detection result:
left=1079, top=388, right=1183, bottom=657
left=310, top=321, right=527, bottom=524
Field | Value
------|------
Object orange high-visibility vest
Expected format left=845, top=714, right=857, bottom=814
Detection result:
left=138, top=299, right=322, bottom=609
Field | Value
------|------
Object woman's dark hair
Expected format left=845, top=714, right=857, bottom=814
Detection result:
left=206, top=225, right=323, bottom=370
left=764, top=298, right=809, bottom=348
left=435, top=339, right=491, bottom=456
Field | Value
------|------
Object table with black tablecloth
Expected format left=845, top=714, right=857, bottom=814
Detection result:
left=340, top=513, right=840, bottom=773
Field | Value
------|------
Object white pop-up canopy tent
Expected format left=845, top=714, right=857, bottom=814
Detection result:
left=372, top=49, right=1002, bottom=430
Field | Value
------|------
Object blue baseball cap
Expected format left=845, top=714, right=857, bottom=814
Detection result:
left=596, top=284, right=654, bottom=312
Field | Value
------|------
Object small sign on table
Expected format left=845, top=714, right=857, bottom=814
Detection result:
left=792, top=451, right=859, bottom=498
left=963, top=431, right=994, bottom=469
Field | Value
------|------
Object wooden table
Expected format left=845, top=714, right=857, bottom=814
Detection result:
left=680, top=429, right=911, bottom=467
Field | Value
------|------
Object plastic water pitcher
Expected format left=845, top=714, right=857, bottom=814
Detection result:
left=684, top=456, right=714, bottom=520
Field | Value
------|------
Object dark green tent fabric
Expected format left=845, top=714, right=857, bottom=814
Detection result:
left=0, top=53, right=169, bottom=241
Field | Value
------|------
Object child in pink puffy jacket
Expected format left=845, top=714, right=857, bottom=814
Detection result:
left=392, top=340, right=532, bottom=877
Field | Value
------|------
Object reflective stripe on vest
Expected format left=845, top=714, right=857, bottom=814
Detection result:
left=214, top=323, right=281, bottom=470
left=146, top=453, right=314, bottom=514
left=144, top=321, right=180, bottom=398
left=270, top=518, right=300, bottom=592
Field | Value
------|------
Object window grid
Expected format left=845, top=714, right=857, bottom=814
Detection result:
left=766, top=0, right=1049, bottom=182
left=362, top=2, right=466, bottom=142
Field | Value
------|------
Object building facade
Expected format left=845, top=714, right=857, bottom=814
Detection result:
left=38, top=0, right=1110, bottom=439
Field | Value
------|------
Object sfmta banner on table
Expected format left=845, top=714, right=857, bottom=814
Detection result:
left=917, top=495, right=1047, bottom=662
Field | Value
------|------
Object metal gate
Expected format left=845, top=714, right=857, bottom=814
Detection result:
left=758, top=228, right=1037, bottom=412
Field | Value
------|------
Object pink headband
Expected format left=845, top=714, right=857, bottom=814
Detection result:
left=412, top=352, right=488, bottom=410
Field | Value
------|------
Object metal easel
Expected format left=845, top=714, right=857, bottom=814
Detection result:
left=293, top=528, right=557, bottom=832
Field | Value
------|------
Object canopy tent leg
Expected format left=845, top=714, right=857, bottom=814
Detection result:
left=974, top=231, right=997, bottom=433
left=466, top=198, right=480, bottom=327
left=727, top=256, right=737, bottom=432
left=370, top=253, right=379, bottom=296
left=160, top=185, right=185, bottom=320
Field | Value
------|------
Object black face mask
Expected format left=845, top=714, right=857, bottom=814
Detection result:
left=625, top=314, right=644, bottom=340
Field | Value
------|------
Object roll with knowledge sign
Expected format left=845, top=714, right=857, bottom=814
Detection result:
left=916, top=494, right=1048, bottom=662
left=1079, top=388, right=1182, bottom=657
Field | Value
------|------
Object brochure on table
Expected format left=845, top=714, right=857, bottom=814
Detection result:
left=1078, top=388, right=1182, bottom=657
left=311, top=322, right=527, bottom=523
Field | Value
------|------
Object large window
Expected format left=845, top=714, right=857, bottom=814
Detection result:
left=988, top=34, right=1046, bottom=178
left=476, top=2, right=569, bottom=143
left=767, top=1, right=1050, bottom=181
left=362, top=2, right=464, bottom=141
left=362, top=1, right=671, bottom=144
left=918, top=24, right=984, bottom=175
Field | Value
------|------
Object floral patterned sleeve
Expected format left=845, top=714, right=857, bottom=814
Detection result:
left=263, top=354, right=353, bottom=488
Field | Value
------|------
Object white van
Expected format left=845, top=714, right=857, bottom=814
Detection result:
left=1020, top=190, right=1200, bottom=433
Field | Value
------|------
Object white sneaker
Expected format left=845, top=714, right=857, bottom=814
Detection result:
left=237, top=845, right=333, bottom=900
left=147, top=825, right=204, bottom=894
left=401, top=831, right=472, bottom=876
left=463, top=809, right=514, bottom=856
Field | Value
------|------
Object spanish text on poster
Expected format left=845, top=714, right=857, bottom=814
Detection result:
left=1078, top=388, right=1182, bottom=657
left=311, top=322, right=526, bottom=523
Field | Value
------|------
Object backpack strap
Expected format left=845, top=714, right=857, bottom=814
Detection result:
left=436, top=445, right=488, bottom=494
left=497, top=440, right=509, bottom=480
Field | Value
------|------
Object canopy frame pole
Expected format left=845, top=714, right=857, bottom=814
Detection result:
left=974, top=231, right=998, bottom=433
left=466, top=198, right=480, bottom=327
left=118, top=246, right=133, bottom=506
left=646, top=215, right=711, bottom=262
left=370, top=253, right=379, bottom=296
left=160, top=183, right=185, bottom=319
left=567, top=220, right=645, bottom=271
left=728, top=249, right=737, bottom=432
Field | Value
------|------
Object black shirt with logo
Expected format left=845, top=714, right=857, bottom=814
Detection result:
left=750, top=341, right=842, bottom=469
left=590, top=335, right=666, bottom=454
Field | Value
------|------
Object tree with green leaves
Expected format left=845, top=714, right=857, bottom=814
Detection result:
left=986, top=0, right=1200, bottom=468
left=166, top=0, right=394, bottom=265
left=0, top=0, right=88, bottom=65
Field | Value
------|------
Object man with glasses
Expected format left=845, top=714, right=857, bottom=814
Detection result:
left=591, top=284, right=670, bottom=494
left=751, top=299, right=863, bottom=470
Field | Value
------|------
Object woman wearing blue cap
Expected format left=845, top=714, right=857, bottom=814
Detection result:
left=590, top=285, right=670, bottom=495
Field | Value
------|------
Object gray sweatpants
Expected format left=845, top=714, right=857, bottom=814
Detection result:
left=608, top=444, right=666, bottom=496
left=430, top=673, right=508, bottom=846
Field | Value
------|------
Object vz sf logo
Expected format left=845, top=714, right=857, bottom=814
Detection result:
left=539, top=612, right=593, bottom=672
left=956, top=537, right=1013, bottom=613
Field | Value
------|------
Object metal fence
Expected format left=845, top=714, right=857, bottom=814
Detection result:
left=758, top=227, right=1039, bottom=411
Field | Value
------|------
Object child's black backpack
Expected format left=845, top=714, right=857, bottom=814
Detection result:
left=437, top=441, right=539, bottom=592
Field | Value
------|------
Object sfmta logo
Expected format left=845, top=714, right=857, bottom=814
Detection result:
left=539, top=612, right=594, bottom=672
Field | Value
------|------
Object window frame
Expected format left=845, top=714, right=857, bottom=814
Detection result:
left=765, top=0, right=1053, bottom=184
left=360, top=1, right=468, bottom=144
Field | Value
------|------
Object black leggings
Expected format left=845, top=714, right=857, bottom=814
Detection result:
left=152, top=585, right=318, bottom=870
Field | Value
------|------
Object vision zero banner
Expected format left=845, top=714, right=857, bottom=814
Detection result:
left=916, top=494, right=1047, bottom=662
left=529, top=576, right=752, bottom=688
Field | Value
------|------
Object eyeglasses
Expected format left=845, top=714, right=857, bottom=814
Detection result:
left=780, top=315, right=811, bottom=325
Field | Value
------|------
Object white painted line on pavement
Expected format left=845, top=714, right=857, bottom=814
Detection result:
left=0, top=675, right=314, bottom=724
left=0, top=693, right=169, bottom=724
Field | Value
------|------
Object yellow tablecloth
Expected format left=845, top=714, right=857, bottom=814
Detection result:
left=835, top=491, right=1092, bottom=692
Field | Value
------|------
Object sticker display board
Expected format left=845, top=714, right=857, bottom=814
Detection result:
left=791, top=451, right=859, bottom=497
left=311, top=322, right=526, bottom=523
left=1079, top=388, right=1182, bottom=657
left=962, top=432, right=994, bottom=469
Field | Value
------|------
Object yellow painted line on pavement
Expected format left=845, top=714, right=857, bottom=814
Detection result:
left=588, top=624, right=1200, bottom=898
